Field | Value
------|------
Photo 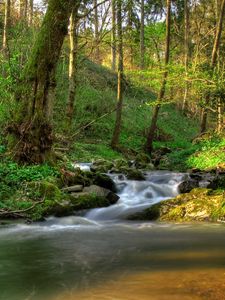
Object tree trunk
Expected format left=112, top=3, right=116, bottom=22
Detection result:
left=140, top=0, right=145, bottom=69
left=127, top=0, right=133, bottom=67
left=19, top=0, right=28, bottom=19
left=2, top=0, right=10, bottom=52
left=217, top=97, right=223, bottom=133
left=182, top=0, right=189, bottom=112
left=66, top=4, right=79, bottom=124
left=111, top=0, right=116, bottom=71
left=28, top=0, right=33, bottom=26
left=111, top=0, right=124, bottom=149
left=94, top=0, right=100, bottom=63
left=200, top=0, right=225, bottom=134
left=145, top=0, right=171, bottom=154
left=8, top=0, right=76, bottom=164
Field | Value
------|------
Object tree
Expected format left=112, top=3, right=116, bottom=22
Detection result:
left=8, top=0, right=77, bottom=163
left=111, top=0, right=124, bottom=149
left=111, top=0, right=116, bottom=71
left=200, top=0, right=225, bottom=133
left=28, top=0, right=33, bottom=26
left=67, top=3, right=80, bottom=124
left=140, top=0, right=145, bottom=69
left=145, top=0, right=171, bottom=154
left=182, top=0, right=190, bottom=112
left=93, top=0, right=100, bottom=63
left=19, top=0, right=28, bottom=19
left=2, top=0, right=11, bottom=52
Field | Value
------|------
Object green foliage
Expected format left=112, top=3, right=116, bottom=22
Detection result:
left=0, top=161, right=59, bottom=200
left=187, top=136, right=225, bottom=170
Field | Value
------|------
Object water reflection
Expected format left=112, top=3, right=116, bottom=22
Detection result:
left=0, top=222, right=225, bottom=300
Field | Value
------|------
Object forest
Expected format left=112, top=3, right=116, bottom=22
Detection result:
left=0, top=1, right=225, bottom=299
left=0, top=0, right=224, bottom=219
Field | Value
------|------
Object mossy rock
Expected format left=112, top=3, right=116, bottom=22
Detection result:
left=91, top=159, right=113, bottom=173
left=113, top=159, right=129, bottom=170
left=130, top=188, right=225, bottom=223
left=70, top=191, right=118, bottom=210
left=134, top=153, right=152, bottom=169
left=123, top=168, right=145, bottom=181
left=135, top=153, right=151, bottom=164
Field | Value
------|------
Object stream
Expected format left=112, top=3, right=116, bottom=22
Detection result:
left=0, top=170, right=225, bottom=300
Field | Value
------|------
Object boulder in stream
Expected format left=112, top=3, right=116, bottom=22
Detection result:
left=70, top=185, right=119, bottom=210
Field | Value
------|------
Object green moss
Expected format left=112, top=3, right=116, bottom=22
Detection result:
left=70, top=193, right=112, bottom=210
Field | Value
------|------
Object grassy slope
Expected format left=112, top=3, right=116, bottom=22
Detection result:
left=54, top=58, right=209, bottom=170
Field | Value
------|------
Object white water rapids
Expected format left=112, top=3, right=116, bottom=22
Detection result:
left=84, top=168, right=186, bottom=221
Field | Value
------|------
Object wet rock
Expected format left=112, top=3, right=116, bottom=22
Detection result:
left=208, top=175, right=225, bottom=189
left=91, top=159, right=113, bottom=173
left=83, top=185, right=119, bottom=204
left=92, top=173, right=117, bottom=192
left=70, top=185, right=119, bottom=210
left=119, top=168, right=145, bottom=181
left=178, top=179, right=199, bottom=193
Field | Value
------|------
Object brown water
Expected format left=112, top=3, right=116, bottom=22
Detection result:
left=1, top=220, right=225, bottom=300
left=55, top=269, right=225, bottom=300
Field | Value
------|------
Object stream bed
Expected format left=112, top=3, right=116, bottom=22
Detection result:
left=0, top=171, right=225, bottom=300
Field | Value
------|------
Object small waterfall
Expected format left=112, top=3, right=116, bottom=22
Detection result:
left=86, top=171, right=185, bottom=221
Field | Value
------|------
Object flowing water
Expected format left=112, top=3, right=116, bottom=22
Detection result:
left=1, top=170, right=225, bottom=300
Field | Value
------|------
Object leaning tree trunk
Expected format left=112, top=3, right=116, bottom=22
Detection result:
left=8, top=0, right=76, bottom=164
left=145, top=0, right=171, bottom=154
left=111, top=0, right=124, bottom=149
left=66, top=4, right=80, bottom=124
left=111, top=0, right=116, bottom=72
left=2, top=0, right=11, bottom=52
left=140, top=0, right=145, bottom=69
left=200, top=0, right=225, bottom=134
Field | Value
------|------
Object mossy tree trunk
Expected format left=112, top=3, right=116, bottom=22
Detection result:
left=8, top=0, right=76, bottom=164
left=145, top=0, right=171, bottom=154
left=111, top=0, right=124, bottom=149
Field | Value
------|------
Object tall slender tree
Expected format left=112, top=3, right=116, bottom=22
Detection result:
left=93, top=0, right=100, bottom=63
left=200, top=0, right=225, bottom=133
left=111, top=0, right=124, bottom=149
left=111, top=0, right=116, bottom=71
left=67, top=3, right=80, bottom=124
left=182, top=0, right=190, bottom=112
left=28, top=0, right=33, bottom=26
left=2, top=0, right=11, bottom=51
left=145, top=0, right=171, bottom=154
left=8, top=0, right=77, bottom=163
left=140, top=0, right=145, bottom=69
